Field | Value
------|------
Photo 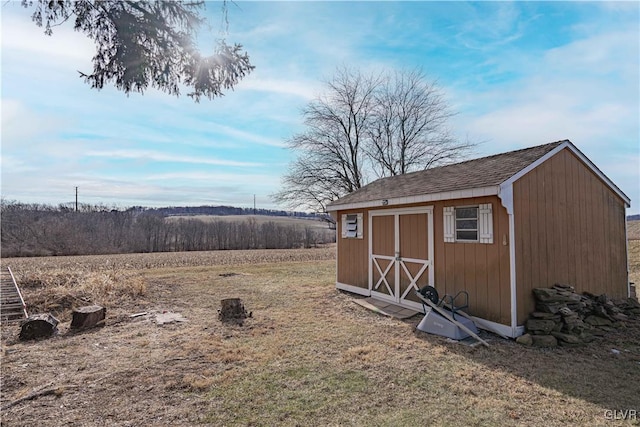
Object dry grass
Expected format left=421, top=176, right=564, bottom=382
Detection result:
left=628, top=220, right=640, bottom=240
left=1, top=246, right=639, bottom=426
left=629, top=240, right=640, bottom=288
left=2, top=246, right=335, bottom=273
left=16, top=269, right=147, bottom=322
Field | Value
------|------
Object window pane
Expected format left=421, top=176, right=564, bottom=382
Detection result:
left=456, top=230, right=478, bottom=241
left=456, top=219, right=477, bottom=230
left=456, top=207, right=478, bottom=219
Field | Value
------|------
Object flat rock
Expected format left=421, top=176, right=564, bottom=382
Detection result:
left=516, top=334, right=533, bottom=346
left=553, top=283, right=575, bottom=291
left=558, top=307, right=577, bottom=317
left=551, top=331, right=582, bottom=344
left=526, top=318, right=556, bottom=334
left=536, top=302, right=566, bottom=314
left=584, top=315, right=612, bottom=327
left=533, top=288, right=576, bottom=303
left=156, top=312, right=188, bottom=325
left=531, top=335, right=558, bottom=348
left=530, top=312, right=561, bottom=320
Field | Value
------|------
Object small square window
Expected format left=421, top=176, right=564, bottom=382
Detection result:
left=455, top=207, right=478, bottom=241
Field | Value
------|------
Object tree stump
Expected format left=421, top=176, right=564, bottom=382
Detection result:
left=218, top=298, right=252, bottom=325
left=19, top=313, right=59, bottom=341
left=70, top=305, right=106, bottom=330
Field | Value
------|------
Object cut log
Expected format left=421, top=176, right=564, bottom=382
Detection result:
left=19, top=313, right=59, bottom=341
left=218, top=298, right=252, bottom=324
left=70, top=305, right=106, bottom=330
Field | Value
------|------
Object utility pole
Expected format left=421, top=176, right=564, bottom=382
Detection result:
left=75, top=187, right=78, bottom=212
left=253, top=194, right=256, bottom=215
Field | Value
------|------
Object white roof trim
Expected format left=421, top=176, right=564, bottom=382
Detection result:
left=500, top=140, right=630, bottom=209
left=326, top=185, right=499, bottom=212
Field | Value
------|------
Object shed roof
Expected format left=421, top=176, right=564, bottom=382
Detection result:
left=327, top=139, right=630, bottom=211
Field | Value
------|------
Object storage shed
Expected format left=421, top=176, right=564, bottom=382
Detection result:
left=326, top=140, right=631, bottom=338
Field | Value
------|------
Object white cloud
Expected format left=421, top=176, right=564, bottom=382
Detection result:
left=457, top=19, right=638, bottom=145
left=0, top=99, right=64, bottom=149
left=207, top=122, right=286, bottom=148
left=453, top=2, right=524, bottom=51
left=1, top=7, right=94, bottom=66
left=142, top=170, right=280, bottom=185
left=240, top=77, right=318, bottom=101
left=85, top=149, right=263, bottom=168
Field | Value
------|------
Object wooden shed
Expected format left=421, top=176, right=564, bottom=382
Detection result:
left=326, top=140, right=631, bottom=338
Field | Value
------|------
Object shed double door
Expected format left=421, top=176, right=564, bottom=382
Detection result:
left=369, top=207, right=434, bottom=311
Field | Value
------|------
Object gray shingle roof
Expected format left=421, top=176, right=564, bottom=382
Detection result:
left=328, top=140, right=567, bottom=208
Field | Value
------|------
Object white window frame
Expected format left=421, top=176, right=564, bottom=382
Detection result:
left=455, top=205, right=479, bottom=242
left=443, top=203, right=493, bottom=244
left=341, top=213, right=363, bottom=239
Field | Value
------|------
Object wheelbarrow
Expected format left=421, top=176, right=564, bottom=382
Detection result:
left=415, top=285, right=489, bottom=347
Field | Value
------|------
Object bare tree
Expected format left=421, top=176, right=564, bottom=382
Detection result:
left=368, top=68, right=472, bottom=178
left=273, top=67, right=381, bottom=212
left=274, top=66, right=474, bottom=212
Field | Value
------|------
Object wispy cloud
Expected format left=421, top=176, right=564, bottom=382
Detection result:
left=85, top=149, right=263, bottom=168
left=240, top=77, right=318, bottom=101
left=454, top=2, right=525, bottom=51
left=1, top=5, right=93, bottom=66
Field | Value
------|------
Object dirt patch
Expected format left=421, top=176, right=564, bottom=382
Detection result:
left=2, top=248, right=639, bottom=426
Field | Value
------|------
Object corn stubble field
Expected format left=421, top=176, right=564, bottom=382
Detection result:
left=2, top=242, right=639, bottom=426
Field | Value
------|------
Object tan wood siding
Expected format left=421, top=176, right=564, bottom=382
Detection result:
left=371, top=214, right=395, bottom=297
left=431, top=196, right=511, bottom=325
left=513, top=148, right=628, bottom=324
left=336, top=209, right=369, bottom=289
left=372, top=215, right=395, bottom=256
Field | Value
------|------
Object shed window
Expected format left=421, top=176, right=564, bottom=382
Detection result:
left=341, top=213, right=363, bottom=239
left=455, top=207, right=478, bottom=241
left=444, top=204, right=493, bottom=244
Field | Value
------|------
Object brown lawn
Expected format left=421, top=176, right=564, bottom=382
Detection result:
left=1, top=245, right=639, bottom=426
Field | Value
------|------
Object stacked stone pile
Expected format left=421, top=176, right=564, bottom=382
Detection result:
left=516, top=284, right=640, bottom=347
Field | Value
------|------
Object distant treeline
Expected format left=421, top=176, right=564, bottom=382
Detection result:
left=141, top=205, right=327, bottom=219
left=0, top=201, right=335, bottom=258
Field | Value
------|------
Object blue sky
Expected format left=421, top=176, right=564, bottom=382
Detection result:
left=1, top=1, right=638, bottom=213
